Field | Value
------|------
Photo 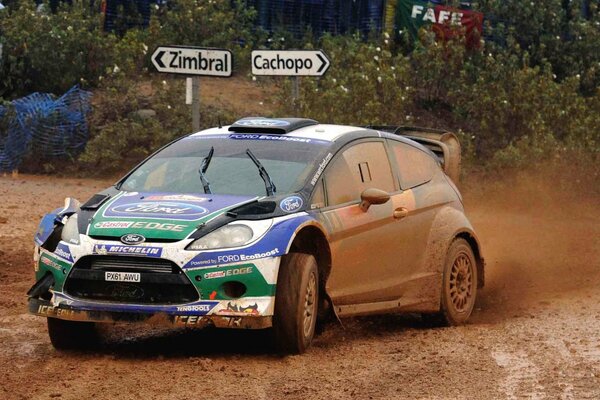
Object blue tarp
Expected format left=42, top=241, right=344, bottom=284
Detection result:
left=0, top=86, right=92, bottom=172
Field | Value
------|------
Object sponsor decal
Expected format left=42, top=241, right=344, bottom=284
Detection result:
left=176, top=305, right=214, bottom=312
left=216, top=248, right=280, bottom=264
left=110, top=202, right=208, bottom=218
left=235, top=118, right=290, bottom=127
left=93, top=244, right=163, bottom=257
left=187, top=248, right=280, bottom=268
left=189, top=258, right=218, bottom=267
left=174, top=315, right=207, bottom=326
left=94, top=221, right=187, bottom=232
left=145, top=194, right=208, bottom=202
left=311, top=152, right=333, bottom=185
left=204, top=266, right=253, bottom=280
left=37, top=305, right=76, bottom=318
left=40, top=255, right=63, bottom=271
left=218, top=302, right=259, bottom=315
left=94, top=221, right=134, bottom=229
left=229, top=133, right=313, bottom=143
left=280, top=196, right=303, bottom=213
left=120, top=233, right=145, bottom=245
left=54, top=243, right=73, bottom=263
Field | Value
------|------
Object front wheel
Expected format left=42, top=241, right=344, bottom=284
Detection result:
left=47, top=318, right=99, bottom=350
left=425, top=238, right=478, bottom=326
left=273, top=253, right=319, bottom=354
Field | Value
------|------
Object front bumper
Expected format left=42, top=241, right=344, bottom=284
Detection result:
left=29, top=297, right=272, bottom=329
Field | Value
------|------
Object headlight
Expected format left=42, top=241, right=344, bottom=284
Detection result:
left=61, top=214, right=80, bottom=245
left=187, top=221, right=272, bottom=251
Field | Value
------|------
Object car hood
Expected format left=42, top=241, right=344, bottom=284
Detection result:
left=87, top=192, right=257, bottom=241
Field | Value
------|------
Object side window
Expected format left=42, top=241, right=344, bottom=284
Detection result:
left=325, top=141, right=395, bottom=206
left=389, top=141, right=438, bottom=189
left=310, top=179, right=326, bottom=209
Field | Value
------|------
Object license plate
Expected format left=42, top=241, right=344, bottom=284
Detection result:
left=105, top=271, right=141, bottom=282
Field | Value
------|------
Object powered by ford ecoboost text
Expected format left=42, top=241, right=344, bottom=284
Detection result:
left=29, top=118, right=484, bottom=354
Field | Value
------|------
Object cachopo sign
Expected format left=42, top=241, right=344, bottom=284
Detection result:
left=251, top=50, right=330, bottom=77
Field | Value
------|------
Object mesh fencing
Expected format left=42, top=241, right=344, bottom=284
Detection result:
left=0, top=86, right=92, bottom=172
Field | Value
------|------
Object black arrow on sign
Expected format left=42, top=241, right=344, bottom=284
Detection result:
left=316, top=53, right=328, bottom=74
left=154, top=50, right=166, bottom=69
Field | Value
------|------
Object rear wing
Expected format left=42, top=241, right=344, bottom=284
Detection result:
left=367, top=125, right=462, bottom=183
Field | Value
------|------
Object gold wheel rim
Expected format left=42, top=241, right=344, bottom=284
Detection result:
left=449, top=253, right=474, bottom=313
left=302, top=272, right=317, bottom=338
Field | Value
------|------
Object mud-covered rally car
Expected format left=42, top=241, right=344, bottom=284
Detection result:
left=28, top=117, right=484, bottom=353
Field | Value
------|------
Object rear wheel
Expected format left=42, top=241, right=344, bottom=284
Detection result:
left=47, top=318, right=98, bottom=350
left=273, top=253, right=319, bottom=354
left=424, top=238, right=478, bottom=326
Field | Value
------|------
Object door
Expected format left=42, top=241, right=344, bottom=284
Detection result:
left=322, top=140, right=404, bottom=305
left=386, top=139, right=446, bottom=290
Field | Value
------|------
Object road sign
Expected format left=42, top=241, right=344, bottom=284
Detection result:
left=251, top=50, right=331, bottom=77
left=151, top=46, right=233, bottom=77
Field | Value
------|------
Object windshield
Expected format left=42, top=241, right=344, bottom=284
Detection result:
left=120, top=134, right=331, bottom=196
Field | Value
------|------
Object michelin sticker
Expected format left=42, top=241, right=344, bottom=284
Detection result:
left=280, top=196, right=303, bottom=213
left=94, top=244, right=163, bottom=257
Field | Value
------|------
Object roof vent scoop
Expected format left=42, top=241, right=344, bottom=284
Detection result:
left=228, top=117, right=318, bottom=134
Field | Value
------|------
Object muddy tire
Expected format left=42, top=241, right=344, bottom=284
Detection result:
left=425, top=238, right=478, bottom=326
left=273, top=253, right=319, bottom=354
left=47, top=318, right=98, bottom=350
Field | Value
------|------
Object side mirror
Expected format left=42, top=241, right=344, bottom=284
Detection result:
left=359, top=188, right=390, bottom=212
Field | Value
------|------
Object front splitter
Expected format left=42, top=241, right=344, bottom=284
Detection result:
left=28, top=298, right=272, bottom=329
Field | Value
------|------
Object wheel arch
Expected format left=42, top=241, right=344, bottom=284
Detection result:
left=287, top=223, right=334, bottom=320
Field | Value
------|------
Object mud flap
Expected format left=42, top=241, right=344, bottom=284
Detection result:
left=27, top=273, right=55, bottom=298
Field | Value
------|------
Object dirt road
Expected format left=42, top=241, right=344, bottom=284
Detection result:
left=1, top=173, right=599, bottom=399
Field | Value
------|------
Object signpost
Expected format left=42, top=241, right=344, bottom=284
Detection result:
left=251, top=50, right=331, bottom=112
left=151, top=46, right=233, bottom=132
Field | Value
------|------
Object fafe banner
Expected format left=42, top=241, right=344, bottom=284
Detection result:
left=395, top=0, right=484, bottom=47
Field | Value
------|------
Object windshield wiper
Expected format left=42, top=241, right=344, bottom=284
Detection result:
left=199, top=146, right=214, bottom=194
left=245, top=149, right=276, bottom=196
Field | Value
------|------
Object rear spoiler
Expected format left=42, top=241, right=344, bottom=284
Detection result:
left=367, top=125, right=462, bottom=183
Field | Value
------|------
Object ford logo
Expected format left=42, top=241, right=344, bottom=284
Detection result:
left=121, top=234, right=145, bottom=245
left=107, top=283, right=144, bottom=299
left=280, top=196, right=303, bottom=213
left=111, top=202, right=208, bottom=217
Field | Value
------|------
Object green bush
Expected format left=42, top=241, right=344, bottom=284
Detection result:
left=0, top=0, right=117, bottom=97
left=278, top=32, right=599, bottom=173
left=78, top=76, right=235, bottom=175
left=0, top=0, right=259, bottom=99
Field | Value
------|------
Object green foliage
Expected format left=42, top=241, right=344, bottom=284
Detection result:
left=282, top=31, right=599, bottom=172
left=475, top=0, right=600, bottom=95
left=0, top=0, right=259, bottom=99
left=78, top=76, right=234, bottom=175
left=277, top=33, right=414, bottom=126
left=0, top=0, right=116, bottom=97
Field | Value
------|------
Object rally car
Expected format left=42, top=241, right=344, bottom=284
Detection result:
left=28, top=117, right=484, bottom=354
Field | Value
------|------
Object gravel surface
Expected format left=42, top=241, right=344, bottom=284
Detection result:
left=1, top=174, right=598, bottom=400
